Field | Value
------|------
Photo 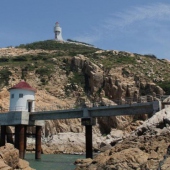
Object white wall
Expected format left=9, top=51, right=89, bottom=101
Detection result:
left=54, top=25, right=63, bottom=41
left=9, top=89, right=35, bottom=112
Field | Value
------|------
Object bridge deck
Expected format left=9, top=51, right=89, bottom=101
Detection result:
left=30, top=102, right=157, bottom=121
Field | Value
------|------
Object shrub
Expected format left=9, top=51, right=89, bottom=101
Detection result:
left=12, top=55, right=28, bottom=62
left=0, top=57, right=9, bottom=62
left=157, top=81, right=170, bottom=94
left=0, top=68, right=12, bottom=86
left=35, top=67, right=53, bottom=77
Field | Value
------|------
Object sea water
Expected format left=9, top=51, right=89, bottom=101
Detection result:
left=25, top=153, right=85, bottom=170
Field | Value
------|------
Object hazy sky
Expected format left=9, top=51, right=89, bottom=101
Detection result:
left=0, top=0, right=170, bottom=59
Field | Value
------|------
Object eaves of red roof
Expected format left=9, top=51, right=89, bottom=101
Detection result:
left=9, top=80, right=36, bottom=92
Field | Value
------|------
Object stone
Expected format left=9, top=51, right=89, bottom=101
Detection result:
left=0, top=143, right=34, bottom=170
left=17, top=159, right=30, bottom=169
left=0, top=159, right=12, bottom=170
left=0, top=143, right=19, bottom=169
left=161, top=157, right=170, bottom=170
left=134, top=107, right=170, bottom=136
left=106, top=148, right=148, bottom=169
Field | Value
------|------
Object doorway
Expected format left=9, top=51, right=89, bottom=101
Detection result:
left=28, top=101, right=32, bottom=112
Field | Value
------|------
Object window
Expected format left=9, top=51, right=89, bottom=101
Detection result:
left=11, top=94, right=14, bottom=99
left=19, top=93, right=23, bottom=98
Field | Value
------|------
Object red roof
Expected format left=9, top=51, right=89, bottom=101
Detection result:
left=9, top=80, right=36, bottom=92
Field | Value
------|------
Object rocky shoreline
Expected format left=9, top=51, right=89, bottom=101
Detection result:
left=0, top=143, right=34, bottom=170
left=23, top=107, right=170, bottom=170
left=74, top=107, right=170, bottom=170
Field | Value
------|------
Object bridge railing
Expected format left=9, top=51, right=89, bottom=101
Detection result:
left=0, top=95, right=169, bottom=113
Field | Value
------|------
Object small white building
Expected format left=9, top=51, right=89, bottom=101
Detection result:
left=54, top=22, right=63, bottom=41
left=8, top=80, right=36, bottom=112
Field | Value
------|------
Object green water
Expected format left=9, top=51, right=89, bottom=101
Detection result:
left=25, top=153, right=85, bottom=170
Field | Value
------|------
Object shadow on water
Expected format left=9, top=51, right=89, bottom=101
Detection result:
left=25, top=153, right=85, bottom=170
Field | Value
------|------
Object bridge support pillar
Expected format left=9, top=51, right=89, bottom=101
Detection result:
left=15, top=125, right=26, bottom=159
left=24, top=126, right=27, bottom=157
left=35, top=126, right=41, bottom=159
left=85, top=125, right=93, bottom=158
left=81, top=117, right=96, bottom=159
left=0, top=125, right=6, bottom=146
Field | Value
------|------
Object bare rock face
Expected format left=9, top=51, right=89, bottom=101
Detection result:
left=0, top=159, right=11, bottom=170
left=41, top=132, right=107, bottom=154
left=72, top=55, right=104, bottom=93
left=75, top=107, right=170, bottom=170
left=0, top=143, right=34, bottom=170
left=75, top=133, right=170, bottom=170
left=71, top=55, right=164, bottom=101
left=0, top=143, right=19, bottom=169
left=43, top=119, right=83, bottom=136
left=106, top=148, right=149, bottom=169
left=134, top=107, right=170, bottom=136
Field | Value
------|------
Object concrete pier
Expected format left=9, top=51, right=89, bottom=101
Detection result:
left=35, top=126, right=41, bottom=159
left=24, top=126, right=27, bottom=157
left=82, top=117, right=96, bottom=159
left=0, top=101, right=161, bottom=160
left=0, top=126, right=6, bottom=146
left=85, top=125, right=93, bottom=158
left=15, top=125, right=25, bottom=159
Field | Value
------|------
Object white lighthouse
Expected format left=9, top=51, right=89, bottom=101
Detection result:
left=54, top=22, right=63, bottom=41
left=8, top=80, right=36, bottom=112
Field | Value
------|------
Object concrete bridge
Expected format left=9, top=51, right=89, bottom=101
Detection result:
left=0, top=99, right=161, bottom=160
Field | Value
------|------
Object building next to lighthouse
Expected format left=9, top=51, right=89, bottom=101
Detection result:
left=8, top=80, right=36, bottom=112
left=54, top=22, right=63, bottom=41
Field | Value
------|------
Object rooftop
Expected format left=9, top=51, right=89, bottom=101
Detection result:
left=9, top=80, right=36, bottom=92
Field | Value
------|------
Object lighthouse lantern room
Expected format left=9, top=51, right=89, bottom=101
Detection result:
left=8, top=80, right=36, bottom=112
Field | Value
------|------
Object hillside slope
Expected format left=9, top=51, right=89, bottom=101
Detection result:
left=0, top=40, right=169, bottom=134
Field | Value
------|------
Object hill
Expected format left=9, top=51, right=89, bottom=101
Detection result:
left=0, top=39, right=169, bottom=134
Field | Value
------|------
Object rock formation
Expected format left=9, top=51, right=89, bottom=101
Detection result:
left=0, top=143, right=34, bottom=170
left=0, top=42, right=170, bottom=169
left=0, top=46, right=165, bottom=138
left=75, top=107, right=170, bottom=170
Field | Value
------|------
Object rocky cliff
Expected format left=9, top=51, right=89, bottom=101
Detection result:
left=0, top=40, right=169, bottom=146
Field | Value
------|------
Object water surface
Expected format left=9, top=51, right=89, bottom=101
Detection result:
left=25, top=153, right=85, bottom=170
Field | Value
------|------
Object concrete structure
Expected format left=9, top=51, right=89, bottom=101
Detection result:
left=2, top=81, right=44, bottom=159
left=0, top=100, right=160, bottom=159
left=9, top=80, right=36, bottom=112
left=54, top=22, right=63, bottom=41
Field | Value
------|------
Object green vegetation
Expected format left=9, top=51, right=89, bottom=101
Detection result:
left=0, top=57, right=9, bottom=62
left=0, top=68, right=12, bottom=86
left=67, top=39, right=94, bottom=47
left=0, top=39, right=170, bottom=95
left=88, top=52, right=136, bottom=70
left=16, top=40, right=98, bottom=56
left=69, top=71, right=85, bottom=87
left=35, top=66, right=54, bottom=77
left=157, top=81, right=170, bottom=94
left=144, top=54, right=157, bottom=59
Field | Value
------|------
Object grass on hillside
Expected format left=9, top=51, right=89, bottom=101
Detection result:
left=16, top=40, right=99, bottom=56
left=1, top=40, right=170, bottom=93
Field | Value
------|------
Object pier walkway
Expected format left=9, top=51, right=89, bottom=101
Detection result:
left=0, top=94, right=169, bottom=159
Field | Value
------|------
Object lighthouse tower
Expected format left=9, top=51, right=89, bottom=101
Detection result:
left=8, top=80, right=36, bottom=112
left=54, top=22, right=63, bottom=41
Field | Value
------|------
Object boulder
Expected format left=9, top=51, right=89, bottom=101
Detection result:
left=0, top=143, right=34, bottom=170
left=0, top=159, right=12, bottom=170
left=134, top=107, right=170, bottom=136
left=0, top=143, right=19, bottom=169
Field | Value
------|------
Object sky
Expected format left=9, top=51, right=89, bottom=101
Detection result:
left=0, top=0, right=170, bottom=59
